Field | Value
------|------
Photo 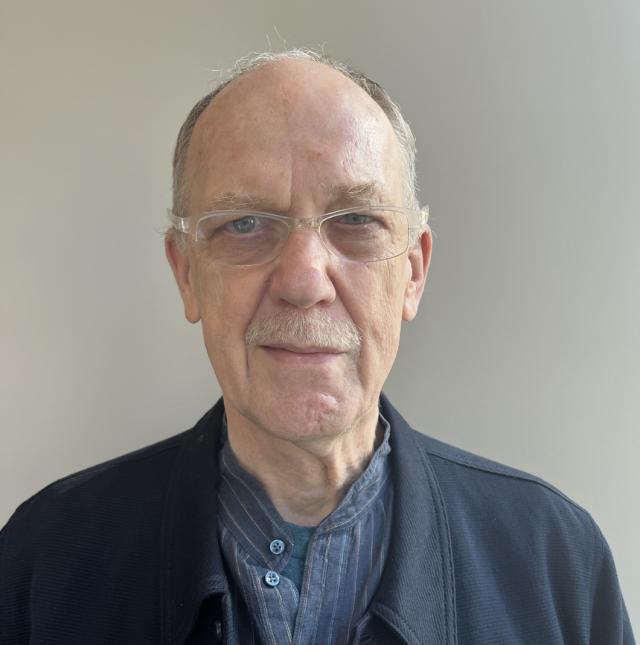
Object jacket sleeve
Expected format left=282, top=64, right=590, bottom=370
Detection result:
left=0, top=506, right=34, bottom=644
left=1, top=517, right=18, bottom=643
left=589, top=522, right=635, bottom=644
left=0, top=520, right=14, bottom=642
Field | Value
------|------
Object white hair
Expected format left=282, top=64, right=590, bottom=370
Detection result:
left=170, top=48, right=419, bottom=243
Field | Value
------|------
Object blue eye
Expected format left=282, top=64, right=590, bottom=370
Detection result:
left=339, top=213, right=372, bottom=225
left=226, top=216, right=259, bottom=234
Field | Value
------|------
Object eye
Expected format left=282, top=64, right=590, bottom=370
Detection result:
left=224, top=215, right=263, bottom=235
left=337, top=213, right=373, bottom=226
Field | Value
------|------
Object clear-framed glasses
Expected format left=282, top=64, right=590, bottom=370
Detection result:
left=168, top=205, right=429, bottom=267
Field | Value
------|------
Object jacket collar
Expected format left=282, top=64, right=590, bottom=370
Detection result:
left=370, top=393, right=457, bottom=644
left=160, top=395, right=456, bottom=645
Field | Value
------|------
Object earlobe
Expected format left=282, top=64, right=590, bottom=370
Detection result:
left=402, top=227, right=432, bottom=321
left=164, top=236, right=201, bottom=324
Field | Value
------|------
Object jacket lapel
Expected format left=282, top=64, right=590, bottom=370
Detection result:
left=160, top=399, right=228, bottom=645
left=369, top=394, right=457, bottom=645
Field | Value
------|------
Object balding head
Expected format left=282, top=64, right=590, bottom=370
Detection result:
left=171, top=50, right=418, bottom=228
left=181, top=57, right=405, bottom=223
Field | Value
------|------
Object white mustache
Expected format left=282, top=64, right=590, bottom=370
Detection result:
left=245, top=311, right=362, bottom=354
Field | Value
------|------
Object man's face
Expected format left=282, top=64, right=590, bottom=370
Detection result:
left=167, top=60, right=431, bottom=442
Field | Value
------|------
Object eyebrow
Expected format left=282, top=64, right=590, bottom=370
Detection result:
left=201, top=192, right=267, bottom=212
left=325, top=182, right=386, bottom=203
left=200, top=182, right=387, bottom=214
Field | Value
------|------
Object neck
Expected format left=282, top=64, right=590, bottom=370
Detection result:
left=224, top=404, right=381, bottom=526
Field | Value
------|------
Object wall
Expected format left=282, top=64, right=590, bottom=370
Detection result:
left=1, top=0, right=637, bottom=631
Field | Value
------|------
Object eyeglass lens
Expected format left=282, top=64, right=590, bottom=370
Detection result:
left=195, top=208, right=409, bottom=265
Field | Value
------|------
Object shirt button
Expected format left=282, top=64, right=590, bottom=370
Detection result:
left=264, top=570, right=280, bottom=587
left=269, top=539, right=285, bottom=555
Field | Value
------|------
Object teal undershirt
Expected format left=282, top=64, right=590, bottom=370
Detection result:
left=281, top=523, right=315, bottom=592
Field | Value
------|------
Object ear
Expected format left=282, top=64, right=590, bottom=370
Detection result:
left=165, top=235, right=201, bottom=323
left=402, top=226, right=432, bottom=321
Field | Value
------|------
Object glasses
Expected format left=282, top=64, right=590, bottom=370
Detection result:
left=168, top=205, right=429, bottom=266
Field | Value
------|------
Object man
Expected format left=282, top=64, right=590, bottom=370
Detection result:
left=0, top=50, right=634, bottom=644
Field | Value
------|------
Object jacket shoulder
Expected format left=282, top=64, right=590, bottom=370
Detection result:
left=0, top=403, right=224, bottom=642
left=405, top=430, right=634, bottom=642
left=7, top=427, right=192, bottom=527
left=0, top=424, right=204, bottom=576
left=411, top=427, right=590, bottom=515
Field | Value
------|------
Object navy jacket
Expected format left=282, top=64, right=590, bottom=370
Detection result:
left=1, top=395, right=634, bottom=644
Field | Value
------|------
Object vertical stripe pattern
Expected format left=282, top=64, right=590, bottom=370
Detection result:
left=217, top=415, right=393, bottom=645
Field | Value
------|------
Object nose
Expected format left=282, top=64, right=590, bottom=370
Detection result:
left=268, top=228, right=337, bottom=309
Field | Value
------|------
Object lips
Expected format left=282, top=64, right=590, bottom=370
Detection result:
left=259, top=344, right=344, bottom=365
left=262, top=343, right=342, bottom=354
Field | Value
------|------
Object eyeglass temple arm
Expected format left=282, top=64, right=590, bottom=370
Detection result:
left=410, top=206, right=430, bottom=231
left=167, top=209, right=190, bottom=234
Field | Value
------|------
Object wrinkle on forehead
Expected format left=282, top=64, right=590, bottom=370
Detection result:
left=185, top=60, right=404, bottom=215
left=200, top=182, right=388, bottom=215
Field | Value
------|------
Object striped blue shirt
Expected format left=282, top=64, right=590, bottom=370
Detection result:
left=217, top=415, right=393, bottom=645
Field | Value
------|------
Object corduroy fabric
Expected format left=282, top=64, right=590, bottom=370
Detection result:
left=0, top=394, right=634, bottom=644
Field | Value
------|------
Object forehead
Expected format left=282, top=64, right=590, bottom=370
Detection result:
left=183, top=60, right=404, bottom=214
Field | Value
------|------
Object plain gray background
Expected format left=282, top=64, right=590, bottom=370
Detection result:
left=1, top=0, right=638, bottom=632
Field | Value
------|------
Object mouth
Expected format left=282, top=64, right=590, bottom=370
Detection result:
left=264, top=343, right=342, bottom=353
left=259, top=344, right=344, bottom=364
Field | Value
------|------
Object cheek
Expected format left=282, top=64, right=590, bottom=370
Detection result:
left=195, top=270, right=246, bottom=363
left=195, top=265, right=268, bottom=358
left=344, top=261, right=406, bottom=356
left=193, top=256, right=225, bottom=309
left=376, top=263, right=406, bottom=349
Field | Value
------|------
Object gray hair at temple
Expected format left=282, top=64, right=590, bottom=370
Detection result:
left=169, top=49, right=419, bottom=238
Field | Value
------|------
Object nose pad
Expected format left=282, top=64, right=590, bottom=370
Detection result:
left=289, top=217, right=320, bottom=232
left=289, top=217, right=324, bottom=235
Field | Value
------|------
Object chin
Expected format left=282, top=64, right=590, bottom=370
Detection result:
left=249, top=388, right=361, bottom=442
